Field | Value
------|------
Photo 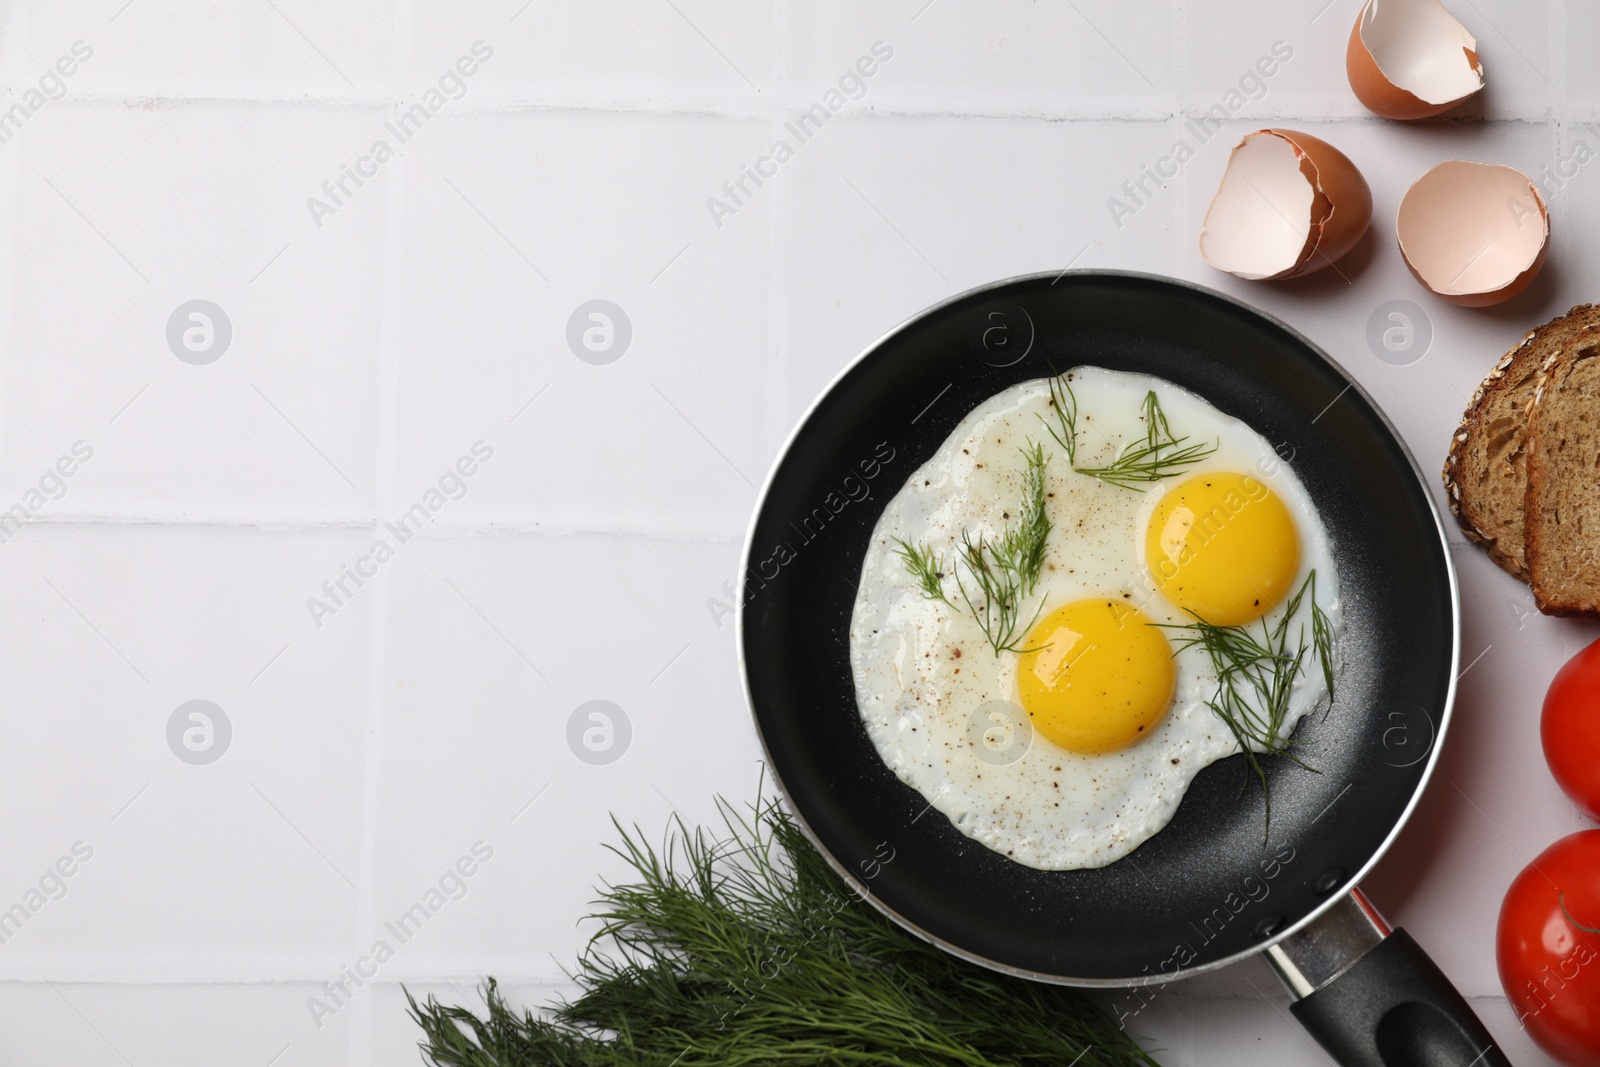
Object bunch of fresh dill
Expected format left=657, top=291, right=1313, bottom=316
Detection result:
left=408, top=792, right=1161, bottom=1067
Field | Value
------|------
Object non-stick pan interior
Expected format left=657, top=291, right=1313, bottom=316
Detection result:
left=740, top=272, right=1455, bottom=983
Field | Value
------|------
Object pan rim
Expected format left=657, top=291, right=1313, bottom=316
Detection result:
left=735, top=268, right=1462, bottom=987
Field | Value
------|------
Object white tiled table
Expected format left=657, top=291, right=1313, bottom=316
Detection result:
left=1, top=2, right=1595, bottom=1063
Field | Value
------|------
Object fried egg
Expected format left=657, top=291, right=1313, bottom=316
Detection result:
left=848, top=366, right=1340, bottom=870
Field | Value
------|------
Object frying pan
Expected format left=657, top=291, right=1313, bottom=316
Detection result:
left=738, top=272, right=1512, bottom=1066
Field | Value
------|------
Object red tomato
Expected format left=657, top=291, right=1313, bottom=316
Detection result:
left=1544, top=639, right=1600, bottom=821
left=1497, top=831, right=1600, bottom=1066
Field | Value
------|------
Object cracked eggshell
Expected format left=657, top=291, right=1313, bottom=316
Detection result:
left=1397, top=160, right=1548, bottom=307
left=1348, top=0, right=1484, bottom=120
left=1199, top=129, right=1372, bottom=282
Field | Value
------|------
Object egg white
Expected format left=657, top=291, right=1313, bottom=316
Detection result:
left=848, top=366, right=1341, bottom=870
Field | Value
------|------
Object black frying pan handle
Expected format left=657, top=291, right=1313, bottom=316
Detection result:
left=1265, top=890, right=1512, bottom=1067
left=1289, top=930, right=1511, bottom=1067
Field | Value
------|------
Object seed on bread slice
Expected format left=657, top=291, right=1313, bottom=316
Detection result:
left=1525, top=329, right=1600, bottom=616
left=1443, top=304, right=1600, bottom=581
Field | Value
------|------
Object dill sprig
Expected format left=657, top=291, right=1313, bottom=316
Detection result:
left=1074, top=390, right=1218, bottom=490
left=901, top=441, right=1052, bottom=656
left=1309, top=572, right=1335, bottom=706
left=894, top=538, right=952, bottom=605
left=954, top=526, right=1047, bottom=657
left=994, top=438, right=1052, bottom=595
left=1159, top=570, right=1336, bottom=839
left=1039, top=372, right=1079, bottom=465
left=407, top=787, right=1160, bottom=1067
left=1045, top=376, right=1217, bottom=491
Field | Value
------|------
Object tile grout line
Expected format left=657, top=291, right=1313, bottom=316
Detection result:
left=28, top=90, right=1584, bottom=125
left=3, top=513, right=747, bottom=535
left=1171, top=0, right=1185, bottom=121
left=1170, top=0, right=1184, bottom=283
left=0, top=1, right=23, bottom=468
left=1552, top=0, right=1568, bottom=237
left=348, top=5, right=413, bottom=1065
left=766, top=1, right=789, bottom=478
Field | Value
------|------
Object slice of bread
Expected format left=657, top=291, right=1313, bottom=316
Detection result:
left=1525, top=329, right=1600, bottom=615
left=1443, top=304, right=1600, bottom=581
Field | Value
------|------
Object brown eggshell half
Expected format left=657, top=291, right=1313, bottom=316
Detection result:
left=1397, top=161, right=1548, bottom=307
left=1272, top=129, right=1372, bottom=276
left=1347, top=0, right=1484, bottom=120
left=1198, top=129, right=1372, bottom=282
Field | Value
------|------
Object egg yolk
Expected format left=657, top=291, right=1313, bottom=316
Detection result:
left=1145, top=472, right=1299, bottom=626
left=1016, top=598, right=1176, bottom=754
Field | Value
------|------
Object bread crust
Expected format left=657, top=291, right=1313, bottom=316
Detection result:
left=1443, top=304, right=1600, bottom=581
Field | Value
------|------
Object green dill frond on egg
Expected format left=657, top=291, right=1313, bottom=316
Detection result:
left=1158, top=568, right=1336, bottom=838
left=1310, top=570, right=1335, bottom=706
left=1074, top=390, right=1219, bottom=490
left=1040, top=373, right=1080, bottom=465
left=894, top=538, right=951, bottom=604
left=1001, top=438, right=1052, bottom=596
left=953, top=440, right=1051, bottom=656
left=901, top=441, right=1053, bottom=657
